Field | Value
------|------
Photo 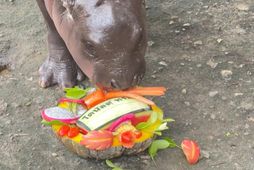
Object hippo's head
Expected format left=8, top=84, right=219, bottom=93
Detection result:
left=62, top=0, right=147, bottom=89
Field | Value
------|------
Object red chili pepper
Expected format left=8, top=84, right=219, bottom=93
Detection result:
left=67, top=127, right=80, bottom=138
left=58, top=125, right=70, bottom=137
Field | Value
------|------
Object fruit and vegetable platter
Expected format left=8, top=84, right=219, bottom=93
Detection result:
left=41, top=86, right=200, bottom=164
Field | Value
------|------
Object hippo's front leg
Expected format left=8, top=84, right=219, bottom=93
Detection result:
left=36, top=0, right=85, bottom=88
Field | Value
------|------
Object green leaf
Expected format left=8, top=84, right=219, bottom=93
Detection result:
left=162, top=118, right=175, bottom=123
left=164, top=137, right=178, bottom=148
left=148, top=139, right=170, bottom=159
left=154, top=131, right=162, bottom=136
left=64, top=87, right=91, bottom=99
left=112, top=168, right=122, bottom=170
left=106, top=160, right=115, bottom=168
left=136, top=111, right=158, bottom=130
left=105, top=160, right=123, bottom=170
left=156, top=122, right=169, bottom=131
left=41, top=120, right=65, bottom=126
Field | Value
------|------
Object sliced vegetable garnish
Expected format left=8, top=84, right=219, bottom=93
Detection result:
left=136, top=111, right=158, bottom=130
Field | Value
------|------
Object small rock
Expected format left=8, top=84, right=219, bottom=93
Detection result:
left=234, top=93, right=243, bottom=97
left=0, top=132, right=3, bottom=135
left=244, top=132, right=249, bottom=136
left=183, top=23, right=191, bottom=27
left=217, top=38, right=223, bottom=43
left=247, top=71, right=252, bottom=75
left=196, top=64, right=202, bottom=68
left=235, top=3, right=249, bottom=11
left=175, top=30, right=180, bottom=34
left=184, top=101, right=190, bottom=106
left=194, top=40, right=203, bottom=46
left=52, top=153, right=58, bottom=157
left=0, top=100, right=8, bottom=114
left=147, top=41, right=154, bottom=47
left=210, top=114, right=216, bottom=120
left=27, top=77, right=33, bottom=81
left=158, top=67, right=164, bottom=71
left=209, top=91, right=218, bottom=97
left=221, top=96, right=227, bottom=100
left=25, top=101, right=32, bottom=106
left=244, top=124, right=249, bottom=129
left=201, top=150, right=210, bottom=159
left=206, top=59, right=218, bottom=68
left=158, top=61, right=168, bottom=67
left=221, top=70, right=233, bottom=79
left=169, top=20, right=175, bottom=25
left=180, top=63, right=185, bottom=66
left=151, top=75, right=156, bottom=79
left=181, top=89, right=187, bottom=94
left=171, top=16, right=178, bottom=20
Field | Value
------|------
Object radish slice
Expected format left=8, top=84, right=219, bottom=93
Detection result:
left=107, top=114, right=135, bottom=131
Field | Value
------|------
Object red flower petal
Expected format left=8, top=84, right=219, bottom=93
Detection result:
left=119, top=130, right=135, bottom=148
left=80, top=130, right=113, bottom=150
left=181, top=139, right=200, bottom=164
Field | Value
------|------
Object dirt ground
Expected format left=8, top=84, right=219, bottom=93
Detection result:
left=0, top=0, right=254, bottom=169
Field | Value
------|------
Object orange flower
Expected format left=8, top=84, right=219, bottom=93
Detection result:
left=181, top=139, right=200, bottom=164
left=119, top=130, right=136, bottom=148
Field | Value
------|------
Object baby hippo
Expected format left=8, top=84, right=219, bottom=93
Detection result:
left=36, top=0, right=147, bottom=89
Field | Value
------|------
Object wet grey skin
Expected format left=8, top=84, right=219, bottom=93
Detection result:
left=36, top=0, right=147, bottom=89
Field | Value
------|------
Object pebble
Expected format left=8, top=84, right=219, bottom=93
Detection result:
left=206, top=59, right=218, bottom=69
left=209, top=91, right=219, bottom=97
left=0, top=100, right=8, bottom=114
left=217, top=38, right=223, bottom=43
left=234, top=93, right=243, bottom=97
left=221, top=70, right=233, bottom=79
left=169, top=20, right=175, bottom=25
left=247, top=71, right=252, bottom=75
left=171, top=16, right=179, bottom=20
left=158, top=61, right=168, bottom=67
left=52, top=153, right=58, bottom=157
left=244, top=124, right=249, bottom=129
left=181, top=89, right=187, bottom=94
left=183, top=23, right=191, bottom=27
left=184, top=101, right=190, bottom=106
left=175, top=30, right=180, bottom=34
left=151, top=75, right=156, bottom=79
left=210, top=114, right=216, bottom=120
left=235, top=3, right=249, bottom=11
left=147, top=41, right=154, bottom=47
left=194, top=40, right=203, bottom=46
left=196, top=64, right=202, bottom=68
left=201, top=150, right=210, bottom=159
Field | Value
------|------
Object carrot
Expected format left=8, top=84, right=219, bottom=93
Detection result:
left=105, top=91, right=155, bottom=105
left=83, top=88, right=105, bottom=109
left=124, top=86, right=166, bottom=96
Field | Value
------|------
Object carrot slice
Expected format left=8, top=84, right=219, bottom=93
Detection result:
left=105, top=91, right=155, bottom=105
left=83, top=88, right=105, bottom=109
left=123, top=87, right=166, bottom=96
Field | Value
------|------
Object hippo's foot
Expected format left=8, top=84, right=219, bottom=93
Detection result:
left=39, top=57, right=83, bottom=89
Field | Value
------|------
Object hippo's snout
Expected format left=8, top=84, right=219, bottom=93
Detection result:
left=93, top=64, right=146, bottom=90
